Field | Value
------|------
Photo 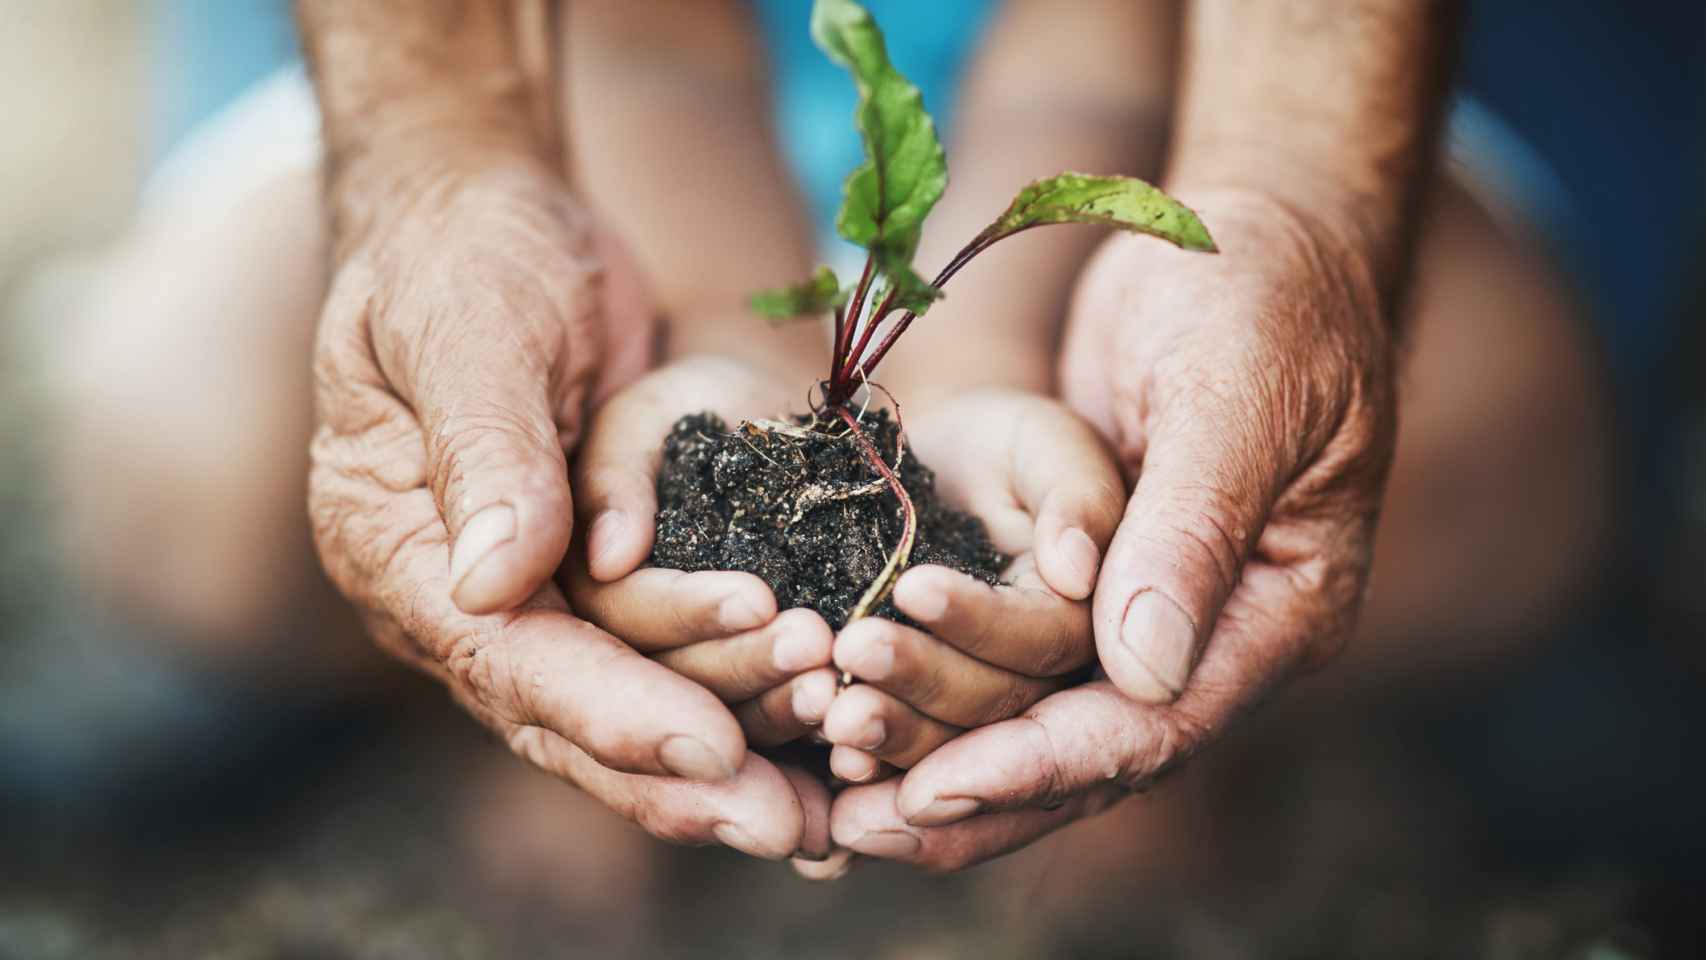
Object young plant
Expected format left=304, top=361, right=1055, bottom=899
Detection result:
left=750, top=0, right=1217, bottom=628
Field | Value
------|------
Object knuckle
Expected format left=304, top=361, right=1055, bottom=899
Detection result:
left=1016, top=717, right=1072, bottom=810
left=666, top=573, right=716, bottom=638
left=426, top=405, right=566, bottom=513
left=1137, top=499, right=1246, bottom=603
left=904, top=651, right=949, bottom=712
left=1124, top=710, right=1208, bottom=792
left=1027, top=614, right=1092, bottom=677
left=307, top=471, right=439, bottom=614
left=621, top=790, right=709, bottom=847
left=976, top=678, right=1042, bottom=728
left=444, top=631, right=506, bottom=708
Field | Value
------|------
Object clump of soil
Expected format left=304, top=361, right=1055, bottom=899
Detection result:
left=649, top=409, right=1005, bottom=629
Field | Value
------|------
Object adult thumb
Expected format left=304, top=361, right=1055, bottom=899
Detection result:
left=408, top=324, right=583, bottom=616
left=1092, top=413, right=1280, bottom=703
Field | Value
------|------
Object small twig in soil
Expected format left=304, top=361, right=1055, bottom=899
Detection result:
left=788, top=478, right=888, bottom=527
left=736, top=430, right=792, bottom=471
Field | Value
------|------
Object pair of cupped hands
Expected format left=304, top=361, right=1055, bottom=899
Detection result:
left=308, top=165, right=1395, bottom=877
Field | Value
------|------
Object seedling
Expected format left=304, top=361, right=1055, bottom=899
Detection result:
left=746, top=0, right=1217, bottom=629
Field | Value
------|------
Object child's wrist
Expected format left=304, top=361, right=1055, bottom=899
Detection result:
left=878, top=341, right=1053, bottom=415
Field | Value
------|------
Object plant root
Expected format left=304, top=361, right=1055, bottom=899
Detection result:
left=832, top=402, right=917, bottom=685
left=788, top=478, right=887, bottom=526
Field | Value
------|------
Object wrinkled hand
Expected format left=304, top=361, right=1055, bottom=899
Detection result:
left=817, top=390, right=1124, bottom=787
left=830, top=189, right=1397, bottom=870
left=308, top=168, right=825, bottom=860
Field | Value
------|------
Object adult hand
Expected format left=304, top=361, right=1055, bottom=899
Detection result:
left=309, top=167, right=826, bottom=860
left=818, top=390, right=1123, bottom=785
left=828, top=188, right=1398, bottom=870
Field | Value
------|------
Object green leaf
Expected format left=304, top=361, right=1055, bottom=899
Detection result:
left=750, top=265, right=849, bottom=323
left=811, top=0, right=947, bottom=311
left=875, top=270, right=942, bottom=316
left=986, top=173, right=1217, bottom=252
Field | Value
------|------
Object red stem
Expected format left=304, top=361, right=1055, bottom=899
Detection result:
left=852, top=231, right=1000, bottom=381
left=835, top=253, right=877, bottom=375
left=836, top=223, right=1041, bottom=390
left=834, top=286, right=899, bottom=392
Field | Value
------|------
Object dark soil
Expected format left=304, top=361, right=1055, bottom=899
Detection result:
left=649, top=409, right=1005, bottom=629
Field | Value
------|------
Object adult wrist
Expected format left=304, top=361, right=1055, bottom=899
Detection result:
left=325, top=148, right=571, bottom=265
left=1161, top=175, right=1395, bottom=334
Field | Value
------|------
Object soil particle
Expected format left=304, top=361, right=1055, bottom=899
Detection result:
left=649, top=410, right=1005, bottom=629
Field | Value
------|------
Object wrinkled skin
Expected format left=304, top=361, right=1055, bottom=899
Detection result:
left=828, top=188, right=1399, bottom=871
left=308, top=167, right=829, bottom=861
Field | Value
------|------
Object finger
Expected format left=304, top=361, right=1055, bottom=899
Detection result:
left=833, top=616, right=1061, bottom=728
left=828, top=745, right=891, bottom=784
left=515, top=733, right=806, bottom=860
left=896, top=560, right=1330, bottom=827
left=572, top=371, right=681, bottom=582
left=792, top=847, right=856, bottom=881
left=734, top=668, right=839, bottom=747
left=1007, top=413, right=1124, bottom=601
left=893, top=561, right=1093, bottom=677
left=319, top=461, right=749, bottom=781
left=777, top=763, right=835, bottom=861
left=830, top=778, right=1112, bottom=872
left=377, top=293, right=585, bottom=618
left=1092, top=401, right=1280, bottom=703
left=445, top=609, right=753, bottom=780
left=569, top=565, right=776, bottom=652
left=656, top=609, right=833, bottom=703
left=889, top=683, right=1160, bottom=827
left=821, top=682, right=960, bottom=769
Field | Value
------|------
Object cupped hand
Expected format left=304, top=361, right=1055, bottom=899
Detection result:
left=563, top=351, right=847, bottom=869
left=828, top=188, right=1399, bottom=870
left=308, top=167, right=827, bottom=860
left=564, top=353, right=847, bottom=750
left=818, top=389, right=1124, bottom=784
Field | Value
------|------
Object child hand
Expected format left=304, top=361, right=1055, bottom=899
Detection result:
left=562, top=355, right=842, bottom=748
left=819, top=389, right=1124, bottom=782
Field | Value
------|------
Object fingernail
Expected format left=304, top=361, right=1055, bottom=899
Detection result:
left=839, top=628, right=893, bottom=681
left=792, top=676, right=833, bottom=724
left=713, top=822, right=777, bottom=859
left=846, top=829, right=920, bottom=859
left=588, top=510, right=626, bottom=571
left=658, top=734, right=736, bottom=781
left=1120, top=590, right=1198, bottom=701
left=449, top=504, right=517, bottom=591
left=1058, top=526, right=1101, bottom=597
left=901, top=576, right=950, bottom=622
left=853, top=716, right=885, bottom=750
left=905, top=796, right=980, bottom=827
left=840, top=763, right=879, bottom=784
left=719, top=592, right=768, bottom=632
left=792, top=848, right=856, bottom=881
left=773, top=627, right=825, bottom=673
